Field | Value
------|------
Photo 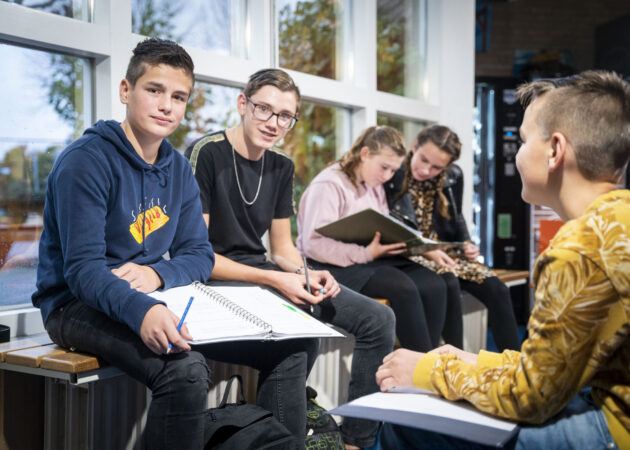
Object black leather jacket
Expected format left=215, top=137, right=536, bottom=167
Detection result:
left=384, top=164, right=471, bottom=243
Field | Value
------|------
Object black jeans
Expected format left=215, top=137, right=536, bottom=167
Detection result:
left=460, top=276, right=520, bottom=351
left=45, top=299, right=318, bottom=450
left=359, top=262, right=463, bottom=351
left=312, top=286, right=396, bottom=448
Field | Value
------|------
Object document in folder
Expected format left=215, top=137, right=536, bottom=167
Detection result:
left=315, top=208, right=462, bottom=255
left=330, top=390, right=519, bottom=447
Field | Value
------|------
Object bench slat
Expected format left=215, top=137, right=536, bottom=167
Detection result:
left=5, top=345, right=67, bottom=368
left=40, top=352, right=102, bottom=373
left=494, top=269, right=530, bottom=283
left=0, top=334, right=53, bottom=362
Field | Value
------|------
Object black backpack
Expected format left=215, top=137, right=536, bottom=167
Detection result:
left=305, top=386, right=345, bottom=450
left=204, top=374, right=297, bottom=449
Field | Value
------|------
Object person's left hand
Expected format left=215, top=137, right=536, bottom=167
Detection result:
left=376, top=348, right=425, bottom=392
left=307, top=269, right=341, bottom=299
left=429, top=344, right=478, bottom=365
left=423, top=250, right=459, bottom=269
left=463, top=243, right=480, bottom=262
left=112, top=262, right=163, bottom=293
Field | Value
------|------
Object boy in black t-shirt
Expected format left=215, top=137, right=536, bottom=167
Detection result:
left=186, top=68, right=396, bottom=449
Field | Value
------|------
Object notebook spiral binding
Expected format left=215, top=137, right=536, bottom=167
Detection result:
left=192, top=282, right=273, bottom=334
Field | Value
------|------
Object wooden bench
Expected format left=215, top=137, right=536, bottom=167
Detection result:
left=372, top=268, right=530, bottom=353
left=494, top=268, right=530, bottom=288
left=0, top=334, right=350, bottom=449
left=0, top=335, right=147, bottom=450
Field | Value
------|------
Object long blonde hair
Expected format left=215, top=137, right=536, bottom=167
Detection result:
left=338, top=126, right=406, bottom=188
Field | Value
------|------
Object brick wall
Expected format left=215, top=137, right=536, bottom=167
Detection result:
left=476, top=0, right=630, bottom=77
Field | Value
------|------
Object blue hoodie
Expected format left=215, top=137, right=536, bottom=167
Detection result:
left=32, top=120, right=215, bottom=335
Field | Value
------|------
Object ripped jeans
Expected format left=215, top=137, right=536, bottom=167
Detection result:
left=45, top=299, right=318, bottom=450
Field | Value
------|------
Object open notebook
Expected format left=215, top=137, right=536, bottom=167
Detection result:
left=315, top=208, right=463, bottom=256
left=149, top=282, right=343, bottom=344
left=330, top=389, right=519, bottom=447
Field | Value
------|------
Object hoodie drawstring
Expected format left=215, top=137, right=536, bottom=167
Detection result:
left=140, top=165, right=169, bottom=255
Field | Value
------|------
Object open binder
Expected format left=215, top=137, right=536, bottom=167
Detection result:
left=315, top=208, right=463, bottom=256
left=149, top=282, right=343, bottom=344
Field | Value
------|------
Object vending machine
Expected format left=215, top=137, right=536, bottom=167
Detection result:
left=474, top=77, right=530, bottom=323
left=473, top=77, right=529, bottom=271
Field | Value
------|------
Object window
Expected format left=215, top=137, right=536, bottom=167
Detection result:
left=282, top=101, right=350, bottom=234
left=377, top=0, right=427, bottom=99
left=278, top=0, right=351, bottom=81
left=377, top=113, right=427, bottom=147
left=132, top=0, right=247, bottom=57
left=170, top=81, right=241, bottom=151
left=1, top=0, right=91, bottom=21
left=0, top=43, right=91, bottom=309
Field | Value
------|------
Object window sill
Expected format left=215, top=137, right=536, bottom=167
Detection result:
left=0, top=307, right=45, bottom=338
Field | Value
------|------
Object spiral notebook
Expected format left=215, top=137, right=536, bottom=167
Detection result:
left=149, top=282, right=343, bottom=344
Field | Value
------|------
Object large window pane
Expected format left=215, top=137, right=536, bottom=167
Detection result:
left=169, top=82, right=241, bottom=151
left=283, top=102, right=349, bottom=234
left=377, top=0, right=427, bottom=99
left=132, top=0, right=247, bottom=57
left=1, top=0, right=91, bottom=21
left=377, top=113, right=427, bottom=147
left=0, top=44, right=91, bottom=310
left=278, top=0, right=351, bottom=81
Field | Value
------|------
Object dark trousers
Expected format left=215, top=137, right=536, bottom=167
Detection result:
left=460, top=276, right=520, bottom=351
left=312, top=286, right=396, bottom=448
left=359, top=262, right=463, bottom=351
left=45, top=299, right=318, bottom=450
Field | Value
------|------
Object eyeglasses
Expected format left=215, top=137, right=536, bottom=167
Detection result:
left=247, top=97, right=298, bottom=129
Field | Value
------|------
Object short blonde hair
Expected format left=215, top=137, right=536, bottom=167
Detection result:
left=517, top=70, right=630, bottom=182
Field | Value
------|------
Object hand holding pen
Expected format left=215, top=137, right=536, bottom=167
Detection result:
left=167, top=296, right=194, bottom=354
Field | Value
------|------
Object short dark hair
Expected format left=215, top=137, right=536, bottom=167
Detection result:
left=125, top=38, right=194, bottom=88
left=243, top=69, right=301, bottom=114
left=517, top=70, right=630, bottom=182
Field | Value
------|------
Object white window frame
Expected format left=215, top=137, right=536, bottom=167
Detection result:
left=0, top=0, right=475, bottom=336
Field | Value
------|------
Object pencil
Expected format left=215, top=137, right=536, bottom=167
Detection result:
left=302, top=256, right=314, bottom=313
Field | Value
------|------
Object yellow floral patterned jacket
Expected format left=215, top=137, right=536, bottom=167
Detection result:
left=413, top=190, right=630, bottom=446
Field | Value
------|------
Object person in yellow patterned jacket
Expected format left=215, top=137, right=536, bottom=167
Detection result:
left=375, top=70, right=630, bottom=449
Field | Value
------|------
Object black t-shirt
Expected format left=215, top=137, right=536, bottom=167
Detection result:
left=185, top=130, right=294, bottom=266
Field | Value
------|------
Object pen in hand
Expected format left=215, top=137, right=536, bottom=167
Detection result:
left=302, top=256, right=315, bottom=313
left=168, top=296, right=194, bottom=354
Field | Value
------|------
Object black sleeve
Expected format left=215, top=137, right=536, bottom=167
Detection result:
left=435, top=165, right=471, bottom=242
left=274, top=158, right=295, bottom=218
left=186, top=141, right=215, bottom=215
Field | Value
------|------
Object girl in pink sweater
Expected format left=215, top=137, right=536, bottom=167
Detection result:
left=297, top=126, right=463, bottom=351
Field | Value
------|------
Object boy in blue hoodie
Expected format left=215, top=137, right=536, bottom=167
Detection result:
left=32, top=38, right=315, bottom=449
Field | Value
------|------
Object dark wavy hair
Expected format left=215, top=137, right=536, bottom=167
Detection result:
left=125, top=38, right=194, bottom=88
left=403, top=125, right=461, bottom=217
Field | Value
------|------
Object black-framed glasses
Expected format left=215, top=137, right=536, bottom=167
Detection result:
left=247, top=97, right=298, bottom=129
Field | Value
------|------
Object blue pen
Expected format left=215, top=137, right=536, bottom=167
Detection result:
left=168, top=296, right=194, bottom=352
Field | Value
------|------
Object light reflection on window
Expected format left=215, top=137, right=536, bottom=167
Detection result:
left=0, top=43, right=91, bottom=309
left=1, top=0, right=91, bottom=21
left=131, top=0, right=247, bottom=57
left=377, top=0, right=427, bottom=100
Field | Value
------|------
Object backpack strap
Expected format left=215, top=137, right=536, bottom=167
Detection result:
left=219, top=374, right=247, bottom=407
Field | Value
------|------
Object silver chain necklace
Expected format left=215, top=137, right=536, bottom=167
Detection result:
left=232, top=145, right=264, bottom=206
